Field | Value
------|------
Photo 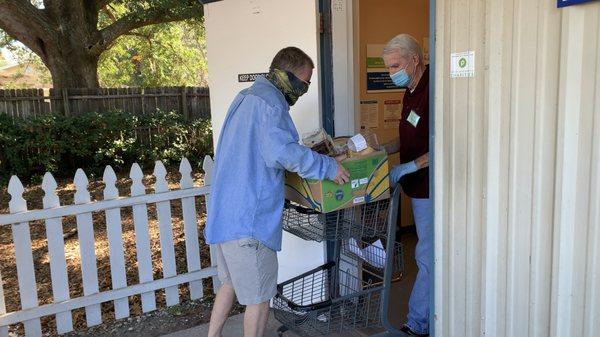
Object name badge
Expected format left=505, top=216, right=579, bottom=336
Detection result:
left=407, top=110, right=420, bottom=127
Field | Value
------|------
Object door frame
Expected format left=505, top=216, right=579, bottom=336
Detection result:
left=322, top=0, right=437, bottom=335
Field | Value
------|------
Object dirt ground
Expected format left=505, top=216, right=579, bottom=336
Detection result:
left=61, top=296, right=243, bottom=337
left=0, top=168, right=243, bottom=336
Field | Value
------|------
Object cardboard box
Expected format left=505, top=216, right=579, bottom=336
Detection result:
left=285, top=150, right=390, bottom=213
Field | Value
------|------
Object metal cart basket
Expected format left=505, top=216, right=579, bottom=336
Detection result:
left=282, top=199, right=390, bottom=242
left=273, top=261, right=382, bottom=336
left=276, top=187, right=405, bottom=336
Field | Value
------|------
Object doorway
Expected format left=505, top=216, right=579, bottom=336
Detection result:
left=322, top=0, right=435, bottom=335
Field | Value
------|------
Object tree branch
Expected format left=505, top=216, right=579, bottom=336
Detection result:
left=126, top=31, right=153, bottom=41
left=91, top=3, right=202, bottom=56
left=95, top=0, right=112, bottom=8
left=0, top=0, right=56, bottom=59
left=0, top=0, right=54, bottom=35
left=102, top=7, right=117, bottom=23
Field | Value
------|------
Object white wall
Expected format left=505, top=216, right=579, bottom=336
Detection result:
left=435, top=1, right=600, bottom=337
left=331, top=0, right=359, bottom=136
left=204, top=0, right=325, bottom=282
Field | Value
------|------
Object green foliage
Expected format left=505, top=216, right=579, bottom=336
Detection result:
left=97, top=2, right=207, bottom=87
left=0, top=114, right=61, bottom=183
left=0, top=0, right=207, bottom=88
left=0, top=111, right=213, bottom=185
left=98, top=0, right=203, bottom=27
left=98, top=21, right=208, bottom=87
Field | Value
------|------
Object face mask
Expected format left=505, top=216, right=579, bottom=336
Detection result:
left=266, top=69, right=310, bottom=106
left=390, top=67, right=411, bottom=88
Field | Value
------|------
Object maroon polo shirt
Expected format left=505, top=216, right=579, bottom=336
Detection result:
left=399, top=65, right=429, bottom=199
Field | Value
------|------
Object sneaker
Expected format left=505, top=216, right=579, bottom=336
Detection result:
left=400, top=324, right=429, bottom=336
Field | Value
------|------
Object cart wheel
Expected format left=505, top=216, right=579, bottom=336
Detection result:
left=277, top=325, right=289, bottom=336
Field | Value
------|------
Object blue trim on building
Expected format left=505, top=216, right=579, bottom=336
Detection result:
left=557, top=0, right=598, bottom=8
left=319, top=0, right=335, bottom=137
left=428, top=0, right=436, bottom=335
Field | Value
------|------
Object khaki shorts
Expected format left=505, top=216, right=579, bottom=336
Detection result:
left=213, top=238, right=278, bottom=305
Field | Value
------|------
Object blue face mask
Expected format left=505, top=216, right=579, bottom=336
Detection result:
left=390, top=68, right=411, bottom=87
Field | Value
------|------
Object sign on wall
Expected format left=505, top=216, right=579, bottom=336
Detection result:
left=450, top=51, right=475, bottom=78
left=366, top=44, right=404, bottom=93
left=384, top=99, right=403, bottom=130
left=557, top=0, right=598, bottom=8
left=360, top=100, right=379, bottom=129
left=238, top=73, right=269, bottom=82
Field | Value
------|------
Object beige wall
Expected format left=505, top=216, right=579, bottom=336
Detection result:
left=0, top=64, right=49, bottom=88
left=359, top=0, right=429, bottom=147
left=435, top=1, right=600, bottom=337
left=358, top=0, right=429, bottom=227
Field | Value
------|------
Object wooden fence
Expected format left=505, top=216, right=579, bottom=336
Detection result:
left=0, top=156, right=219, bottom=336
left=0, top=87, right=211, bottom=120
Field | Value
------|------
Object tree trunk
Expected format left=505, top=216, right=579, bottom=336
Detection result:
left=0, top=0, right=202, bottom=89
left=44, top=49, right=100, bottom=88
left=40, top=2, right=102, bottom=88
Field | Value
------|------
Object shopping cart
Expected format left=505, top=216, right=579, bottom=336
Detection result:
left=282, top=198, right=390, bottom=242
left=275, top=186, right=405, bottom=336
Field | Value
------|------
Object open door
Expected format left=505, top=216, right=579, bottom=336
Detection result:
left=328, top=0, right=435, bottom=335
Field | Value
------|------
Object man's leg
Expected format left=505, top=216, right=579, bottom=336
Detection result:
left=223, top=238, right=277, bottom=337
left=406, top=198, right=433, bottom=335
left=221, top=238, right=278, bottom=337
left=208, top=243, right=236, bottom=337
left=207, top=283, right=236, bottom=337
left=243, top=301, right=270, bottom=337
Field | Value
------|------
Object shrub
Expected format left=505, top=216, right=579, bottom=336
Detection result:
left=0, top=111, right=213, bottom=185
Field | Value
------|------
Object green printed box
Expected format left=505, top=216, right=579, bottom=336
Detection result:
left=285, top=151, right=390, bottom=213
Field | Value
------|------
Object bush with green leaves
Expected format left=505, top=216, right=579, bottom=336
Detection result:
left=0, top=111, right=213, bottom=185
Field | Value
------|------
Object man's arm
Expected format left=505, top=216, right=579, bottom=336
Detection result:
left=258, top=106, right=346, bottom=182
left=415, top=152, right=429, bottom=169
left=384, top=138, right=401, bottom=154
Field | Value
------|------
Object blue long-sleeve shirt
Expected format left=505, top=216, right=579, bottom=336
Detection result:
left=205, top=76, right=338, bottom=251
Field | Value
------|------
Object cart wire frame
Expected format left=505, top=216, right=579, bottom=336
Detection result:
left=275, top=186, right=406, bottom=336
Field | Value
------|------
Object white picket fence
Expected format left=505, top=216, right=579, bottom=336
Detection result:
left=0, top=156, right=218, bottom=337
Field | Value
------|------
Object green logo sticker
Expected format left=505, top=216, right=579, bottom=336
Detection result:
left=459, top=58, right=467, bottom=68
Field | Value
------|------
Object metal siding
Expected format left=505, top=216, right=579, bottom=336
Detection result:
left=435, top=1, right=600, bottom=336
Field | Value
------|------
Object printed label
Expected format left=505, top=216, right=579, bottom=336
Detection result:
left=407, top=110, right=420, bottom=128
left=349, top=134, right=368, bottom=152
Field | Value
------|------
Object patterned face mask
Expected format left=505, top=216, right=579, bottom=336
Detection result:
left=266, top=68, right=310, bottom=106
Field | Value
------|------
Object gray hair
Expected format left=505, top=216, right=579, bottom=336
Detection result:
left=383, top=34, right=424, bottom=64
left=270, top=47, right=315, bottom=74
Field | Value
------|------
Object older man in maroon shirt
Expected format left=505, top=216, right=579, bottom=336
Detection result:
left=382, top=34, right=431, bottom=337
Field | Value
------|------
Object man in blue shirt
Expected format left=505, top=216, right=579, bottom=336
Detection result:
left=206, top=47, right=349, bottom=337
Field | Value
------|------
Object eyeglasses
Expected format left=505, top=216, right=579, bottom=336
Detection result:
left=285, top=70, right=311, bottom=86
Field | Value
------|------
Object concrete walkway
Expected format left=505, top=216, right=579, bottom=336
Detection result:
left=160, top=312, right=370, bottom=337
left=161, top=232, right=418, bottom=337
